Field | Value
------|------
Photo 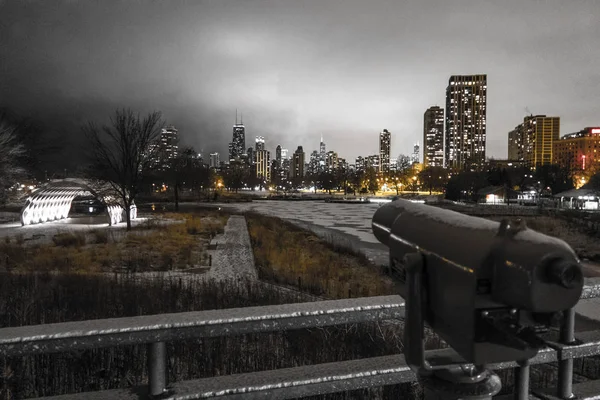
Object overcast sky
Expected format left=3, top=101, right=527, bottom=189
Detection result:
left=1, top=0, right=599, bottom=168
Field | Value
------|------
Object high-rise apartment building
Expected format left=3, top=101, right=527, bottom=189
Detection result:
left=308, top=151, right=320, bottom=176
left=148, top=125, right=179, bottom=170
left=326, top=151, right=338, bottom=172
left=423, top=106, right=444, bottom=167
left=445, top=74, right=487, bottom=169
left=508, top=125, right=524, bottom=161
left=355, top=156, right=366, bottom=172
left=291, top=146, right=305, bottom=179
left=379, top=129, right=391, bottom=174
left=367, top=155, right=380, bottom=171
left=209, top=152, right=220, bottom=169
left=553, top=127, right=600, bottom=173
left=522, top=115, right=559, bottom=167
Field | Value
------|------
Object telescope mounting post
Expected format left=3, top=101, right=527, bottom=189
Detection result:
left=403, top=252, right=502, bottom=400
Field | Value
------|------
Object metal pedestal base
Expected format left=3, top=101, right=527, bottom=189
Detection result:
left=420, top=366, right=502, bottom=400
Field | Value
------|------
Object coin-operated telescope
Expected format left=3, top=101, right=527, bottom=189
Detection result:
left=372, top=199, right=583, bottom=399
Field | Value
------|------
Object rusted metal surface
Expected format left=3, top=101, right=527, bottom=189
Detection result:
left=0, top=295, right=404, bottom=357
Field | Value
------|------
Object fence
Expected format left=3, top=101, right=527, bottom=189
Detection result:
left=2, top=279, right=600, bottom=399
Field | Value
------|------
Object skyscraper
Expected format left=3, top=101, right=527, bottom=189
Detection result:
left=256, top=150, right=271, bottom=182
left=379, top=129, right=391, bottom=173
left=423, top=106, right=444, bottom=167
left=308, top=150, right=320, bottom=176
left=275, top=145, right=282, bottom=166
left=231, top=110, right=245, bottom=161
left=412, top=142, right=420, bottom=164
left=355, top=156, right=366, bottom=172
left=255, top=136, right=265, bottom=151
left=508, top=124, right=524, bottom=161
left=445, top=74, right=487, bottom=169
left=209, top=152, right=220, bottom=169
left=367, top=155, right=380, bottom=171
left=291, top=146, right=305, bottom=179
left=522, top=115, right=560, bottom=167
left=326, top=151, right=338, bottom=172
left=320, top=135, right=326, bottom=156
left=148, top=125, right=179, bottom=170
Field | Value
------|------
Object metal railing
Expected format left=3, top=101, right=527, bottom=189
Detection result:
left=1, top=279, right=600, bottom=399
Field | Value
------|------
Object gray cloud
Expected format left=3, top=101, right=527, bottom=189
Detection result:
left=1, top=0, right=599, bottom=167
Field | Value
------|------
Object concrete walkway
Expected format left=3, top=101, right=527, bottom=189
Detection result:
left=205, top=215, right=258, bottom=281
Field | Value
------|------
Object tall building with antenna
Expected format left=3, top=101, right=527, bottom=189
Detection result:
left=319, top=135, right=326, bottom=171
left=230, top=109, right=246, bottom=161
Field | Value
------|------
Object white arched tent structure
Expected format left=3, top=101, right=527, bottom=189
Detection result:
left=20, top=179, right=137, bottom=226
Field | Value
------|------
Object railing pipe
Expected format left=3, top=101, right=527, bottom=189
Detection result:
left=147, top=341, right=167, bottom=397
left=558, top=308, right=576, bottom=399
left=514, top=360, right=530, bottom=400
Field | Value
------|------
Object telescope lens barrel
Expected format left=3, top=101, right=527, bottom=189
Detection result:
left=546, top=258, right=583, bottom=289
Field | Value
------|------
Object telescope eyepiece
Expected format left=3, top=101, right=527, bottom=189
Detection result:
left=545, top=258, right=582, bottom=289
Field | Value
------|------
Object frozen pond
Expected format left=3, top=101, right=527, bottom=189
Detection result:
left=209, top=200, right=383, bottom=244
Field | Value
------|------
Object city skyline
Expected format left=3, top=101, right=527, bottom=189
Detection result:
left=2, top=1, right=600, bottom=170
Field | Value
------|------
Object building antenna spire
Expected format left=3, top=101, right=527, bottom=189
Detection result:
left=236, top=109, right=238, bottom=124
left=241, top=112, right=243, bottom=125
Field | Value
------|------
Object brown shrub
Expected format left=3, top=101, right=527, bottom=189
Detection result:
left=246, top=214, right=394, bottom=299
left=52, top=232, right=86, bottom=247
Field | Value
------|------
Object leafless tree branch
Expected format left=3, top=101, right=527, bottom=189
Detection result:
left=83, top=108, right=164, bottom=230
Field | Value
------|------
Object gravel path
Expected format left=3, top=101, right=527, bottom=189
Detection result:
left=205, top=215, right=258, bottom=281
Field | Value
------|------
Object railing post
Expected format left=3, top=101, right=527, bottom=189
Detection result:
left=558, top=308, right=575, bottom=399
left=147, top=341, right=167, bottom=397
left=514, top=360, right=530, bottom=400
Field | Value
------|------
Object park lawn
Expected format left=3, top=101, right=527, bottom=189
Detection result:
left=0, top=212, right=227, bottom=273
left=246, top=213, right=395, bottom=299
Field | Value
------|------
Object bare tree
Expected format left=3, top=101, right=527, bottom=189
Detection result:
left=84, top=109, right=164, bottom=230
left=390, top=154, right=412, bottom=195
left=0, top=119, right=26, bottom=205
